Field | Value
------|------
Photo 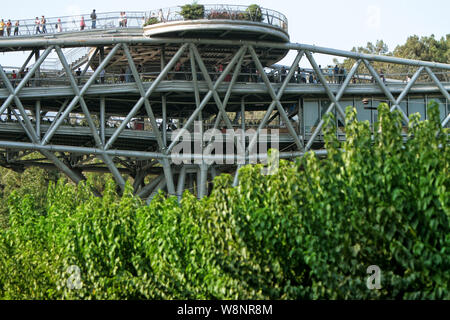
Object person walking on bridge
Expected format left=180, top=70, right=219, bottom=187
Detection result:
left=56, top=19, right=63, bottom=32
left=41, top=16, right=47, bottom=33
left=13, top=20, right=19, bottom=36
left=11, top=70, right=17, bottom=87
left=333, top=65, right=339, bottom=84
left=34, top=17, right=40, bottom=34
left=76, top=68, right=82, bottom=85
left=122, top=12, right=127, bottom=27
left=6, top=20, right=12, bottom=36
left=80, top=16, right=86, bottom=31
left=90, top=9, right=97, bottom=29
left=0, top=20, right=5, bottom=36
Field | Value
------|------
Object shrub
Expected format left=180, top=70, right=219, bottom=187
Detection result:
left=245, top=4, right=263, bottom=22
left=0, top=101, right=448, bottom=299
left=144, top=17, right=159, bottom=26
left=180, top=2, right=205, bottom=20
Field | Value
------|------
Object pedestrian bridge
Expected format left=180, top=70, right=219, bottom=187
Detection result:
left=0, top=6, right=449, bottom=200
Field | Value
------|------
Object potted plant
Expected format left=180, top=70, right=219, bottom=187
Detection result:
left=144, top=17, right=159, bottom=26
left=180, top=1, right=205, bottom=20
left=245, top=4, right=263, bottom=22
left=207, top=10, right=230, bottom=20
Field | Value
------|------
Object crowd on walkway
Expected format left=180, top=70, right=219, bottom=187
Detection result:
left=0, top=10, right=133, bottom=36
left=0, top=19, right=20, bottom=36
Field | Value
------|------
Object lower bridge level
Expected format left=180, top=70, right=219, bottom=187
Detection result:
left=0, top=80, right=448, bottom=200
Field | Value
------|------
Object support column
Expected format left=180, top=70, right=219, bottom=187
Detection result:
left=198, top=163, right=208, bottom=199
left=241, top=97, right=246, bottom=154
left=35, top=100, right=41, bottom=137
left=34, top=49, right=40, bottom=87
left=162, top=94, right=167, bottom=146
left=100, top=96, right=106, bottom=145
left=160, top=45, right=166, bottom=71
left=177, top=166, right=187, bottom=201
left=99, top=46, right=105, bottom=66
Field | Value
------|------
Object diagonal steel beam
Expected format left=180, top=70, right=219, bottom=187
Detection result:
left=0, top=66, right=40, bottom=143
left=122, top=44, right=165, bottom=149
left=442, top=113, right=450, bottom=128
left=305, top=51, right=346, bottom=120
left=176, top=166, right=187, bottom=201
left=394, top=67, right=424, bottom=106
left=363, top=59, right=409, bottom=123
left=425, top=67, right=450, bottom=102
left=137, top=174, right=165, bottom=199
left=81, top=48, right=100, bottom=76
left=189, top=48, right=201, bottom=110
left=18, top=50, right=36, bottom=74
left=146, top=178, right=167, bottom=205
left=105, top=43, right=189, bottom=151
left=305, top=59, right=361, bottom=151
left=210, top=46, right=247, bottom=131
left=7, top=107, right=34, bottom=143
left=2, top=94, right=85, bottom=184
left=55, top=45, right=126, bottom=190
left=166, top=45, right=247, bottom=154
left=191, top=44, right=246, bottom=131
left=191, top=44, right=248, bottom=157
left=45, top=99, right=69, bottom=136
left=42, top=44, right=122, bottom=145
left=248, top=46, right=304, bottom=151
left=122, top=43, right=177, bottom=196
left=0, top=47, right=54, bottom=116
left=424, top=67, right=450, bottom=127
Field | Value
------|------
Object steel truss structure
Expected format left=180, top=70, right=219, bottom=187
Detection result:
left=0, top=26, right=449, bottom=201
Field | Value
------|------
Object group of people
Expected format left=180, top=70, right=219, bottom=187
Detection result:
left=118, top=12, right=128, bottom=27
left=4, top=68, right=31, bottom=88
left=331, top=65, right=347, bottom=84
left=34, top=16, right=48, bottom=34
left=0, top=19, right=20, bottom=36
left=0, top=10, right=131, bottom=36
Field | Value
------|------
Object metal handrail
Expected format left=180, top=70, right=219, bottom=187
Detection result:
left=1, top=70, right=449, bottom=89
left=0, top=6, right=288, bottom=38
left=146, top=5, right=288, bottom=31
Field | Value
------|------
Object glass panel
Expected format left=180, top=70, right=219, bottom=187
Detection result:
left=398, top=100, right=408, bottom=115
left=304, top=100, right=319, bottom=134
left=355, top=97, right=372, bottom=123
left=338, top=99, right=353, bottom=127
left=408, top=97, right=426, bottom=121
left=426, top=97, right=446, bottom=122
left=320, top=100, right=331, bottom=117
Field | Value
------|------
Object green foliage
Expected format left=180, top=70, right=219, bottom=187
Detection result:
left=338, top=35, right=450, bottom=83
left=394, top=34, right=450, bottom=64
left=0, top=101, right=449, bottom=299
left=144, top=17, right=159, bottom=26
left=180, top=2, right=205, bottom=20
left=0, top=164, right=60, bottom=229
left=245, top=4, right=263, bottom=22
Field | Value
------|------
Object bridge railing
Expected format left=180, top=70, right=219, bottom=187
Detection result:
left=0, top=5, right=288, bottom=38
left=146, top=5, right=288, bottom=31
left=1, top=70, right=449, bottom=88
left=1, top=11, right=146, bottom=37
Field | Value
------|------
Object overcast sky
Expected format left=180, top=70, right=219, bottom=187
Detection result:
left=0, top=0, right=449, bottom=67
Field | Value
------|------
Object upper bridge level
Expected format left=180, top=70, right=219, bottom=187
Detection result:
left=0, top=5, right=289, bottom=48
left=0, top=6, right=290, bottom=71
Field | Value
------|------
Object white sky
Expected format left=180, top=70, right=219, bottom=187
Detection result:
left=0, top=0, right=449, bottom=68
